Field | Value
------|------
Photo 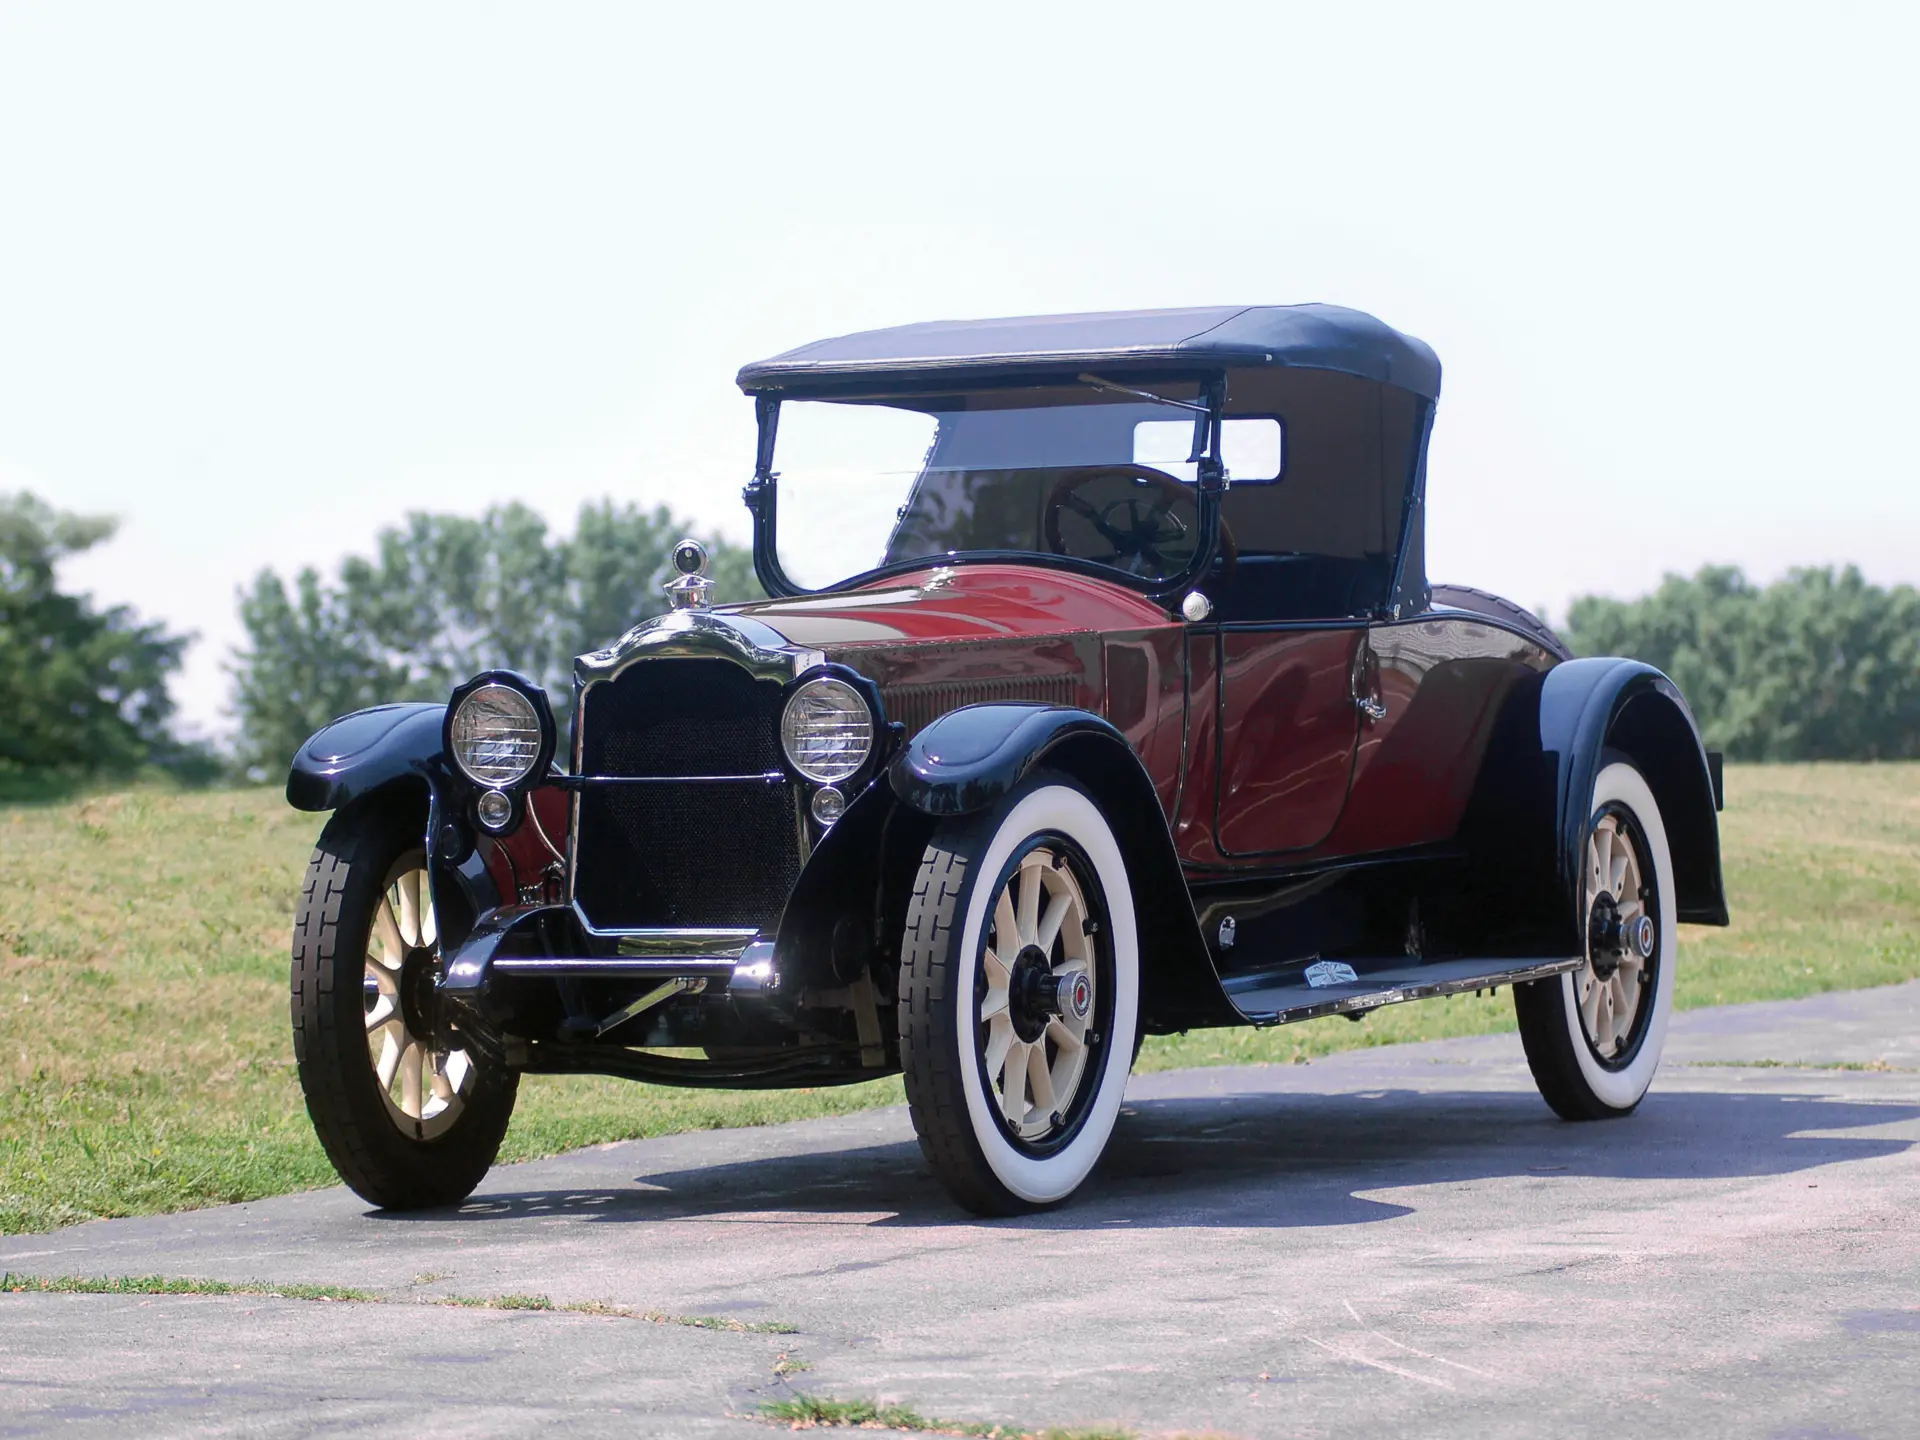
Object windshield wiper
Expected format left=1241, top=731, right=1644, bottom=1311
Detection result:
left=1075, top=373, right=1210, bottom=415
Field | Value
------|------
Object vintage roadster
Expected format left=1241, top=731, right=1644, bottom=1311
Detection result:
left=287, top=304, right=1728, bottom=1215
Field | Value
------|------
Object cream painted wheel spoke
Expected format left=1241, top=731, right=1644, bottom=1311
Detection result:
left=1001, top=1040, right=1029, bottom=1125
left=399, top=1042, right=424, bottom=1120
left=1046, top=1017, right=1084, bottom=1052
left=375, top=1029, right=403, bottom=1088
left=993, top=891, right=1018, bottom=954
left=984, top=1015, right=1014, bottom=1078
left=1015, top=859, right=1043, bottom=946
left=983, top=948, right=1011, bottom=987
left=1580, top=975, right=1603, bottom=1038
left=1027, top=1045, right=1058, bottom=1119
left=365, top=994, right=397, bottom=1031
left=396, top=874, right=423, bottom=949
left=1037, top=891, right=1074, bottom=953
left=980, top=985, right=1010, bottom=1020
left=370, top=903, right=406, bottom=970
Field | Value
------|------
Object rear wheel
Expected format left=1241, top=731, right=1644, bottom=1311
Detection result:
left=898, top=777, right=1139, bottom=1215
left=1514, top=759, right=1677, bottom=1119
left=291, top=803, right=518, bottom=1209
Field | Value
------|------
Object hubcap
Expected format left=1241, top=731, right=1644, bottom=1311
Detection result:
left=1577, top=811, right=1657, bottom=1063
left=977, top=844, right=1099, bottom=1144
left=364, top=864, right=473, bottom=1140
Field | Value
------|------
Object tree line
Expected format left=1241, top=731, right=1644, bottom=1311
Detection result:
left=4, top=489, right=1916, bottom=793
left=1562, top=565, right=1920, bottom=761
left=229, top=498, right=758, bottom=773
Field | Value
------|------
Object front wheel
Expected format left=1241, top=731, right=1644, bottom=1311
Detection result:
left=898, top=776, right=1139, bottom=1215
left=1514, top=758, right=1678, bottom=1120
left=291, top=803, right=519, bottom=1209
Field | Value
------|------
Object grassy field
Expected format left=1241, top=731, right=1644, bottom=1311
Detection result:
left=3, top=764, right=1916, bottom=1234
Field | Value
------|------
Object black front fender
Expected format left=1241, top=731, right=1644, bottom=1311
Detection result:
left=288, top=702, right=508, bottom=956
left=889, top=703, right=1239, bottom=1033
left=287, top=703, right=447, bottom=813
left=888, top=703, right=1130, bottom=817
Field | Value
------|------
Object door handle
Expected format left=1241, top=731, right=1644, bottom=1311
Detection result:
left=1351, top=640, right=1386, bottom=723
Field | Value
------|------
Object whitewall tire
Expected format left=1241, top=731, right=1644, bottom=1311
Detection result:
left=1515, top=758, right=1677, bottom=1119
left=898, top=776, right=1139, bottom=1214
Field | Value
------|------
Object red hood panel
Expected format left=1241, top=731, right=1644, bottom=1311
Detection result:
left=727, top=565, right=1174, bottom=649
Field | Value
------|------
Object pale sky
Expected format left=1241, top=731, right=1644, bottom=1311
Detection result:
left=3, top=2, right=1915, bottom=739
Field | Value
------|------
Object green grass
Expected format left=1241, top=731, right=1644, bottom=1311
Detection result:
left=1, top=1272, right=376, bottom=1301
left=757, top=1395, right=1135, bottom=1438
left=3, top=764, right=1917, bottom=1234
left=0, top=1272, right=799, bottom=1332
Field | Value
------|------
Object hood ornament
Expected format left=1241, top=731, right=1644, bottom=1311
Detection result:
left=664, top=538, right=715, bottom=610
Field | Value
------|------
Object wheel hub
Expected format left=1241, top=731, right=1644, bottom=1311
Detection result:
left=1588, top=892, right=1624, bottom=978
left=398, top=946, right=438, bottom=1039
left=1008, top=946, right=1062, bottom=1042
left=1588, top=891, right=1656, bottom=980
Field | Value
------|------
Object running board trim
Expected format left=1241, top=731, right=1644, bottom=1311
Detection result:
left=1230, top=956, right=1583, bottom=1026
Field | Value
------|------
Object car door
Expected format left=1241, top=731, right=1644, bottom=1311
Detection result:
left=1211, top=625, right=1364, bottom=856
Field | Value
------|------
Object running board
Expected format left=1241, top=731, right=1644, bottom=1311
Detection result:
left=1222, top=955, right=1581, bottom=1026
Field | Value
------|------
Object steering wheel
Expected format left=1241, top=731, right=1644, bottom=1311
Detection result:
left=1042, top=465, right=1236, bottom=580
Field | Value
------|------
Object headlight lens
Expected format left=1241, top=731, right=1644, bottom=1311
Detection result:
left=449, top=683, right=544, bottom=787
left=780, top=678, right=873, bottom=784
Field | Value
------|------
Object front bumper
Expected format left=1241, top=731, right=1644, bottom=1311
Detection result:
left=428, top=902, right=849, bottom=1086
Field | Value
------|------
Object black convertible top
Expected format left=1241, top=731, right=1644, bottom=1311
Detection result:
left=736, top=303, right=1441, bottom=400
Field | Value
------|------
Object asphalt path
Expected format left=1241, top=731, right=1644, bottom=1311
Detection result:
left=3, top=983, right=1917, bottom=1439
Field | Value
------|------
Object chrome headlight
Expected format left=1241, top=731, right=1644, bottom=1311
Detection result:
left=780, top=677, right=874, bottom=784
left=449, top=682, right=544, bottom=788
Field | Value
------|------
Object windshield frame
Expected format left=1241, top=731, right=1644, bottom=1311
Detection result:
left=742, top=375, right=1229, bottom=602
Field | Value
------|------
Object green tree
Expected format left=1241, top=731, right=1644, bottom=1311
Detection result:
left=231, top=500, right=760, bottom=771
left=231, top=566, right=415, bottom=778
left=1564, top=565, right=1920, bottom=761
left=0, top=492, right=197, bottom=787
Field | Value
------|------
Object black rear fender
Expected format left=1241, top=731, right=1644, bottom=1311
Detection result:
left=1455, top=659, right=1728, bottom=957
left=1547, top=659, right=1728, bottom=926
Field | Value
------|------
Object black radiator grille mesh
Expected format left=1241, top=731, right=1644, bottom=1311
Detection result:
left=573, top=658, right=799, bottom=931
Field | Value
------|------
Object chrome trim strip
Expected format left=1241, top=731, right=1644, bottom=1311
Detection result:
left=574, top=608, right=819, bottom=688
left=559, top=772, right=786, bottom=787
left=492, top=956, right=739, bottom=977
left=607, top=926, right=759, bottom=958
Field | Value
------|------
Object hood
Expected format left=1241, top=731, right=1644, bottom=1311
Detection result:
left=724, top=564, right=1173, bottom=651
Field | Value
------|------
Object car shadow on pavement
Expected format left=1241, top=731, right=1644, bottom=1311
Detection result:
left=384, top=1086, right=1918, bottom=1231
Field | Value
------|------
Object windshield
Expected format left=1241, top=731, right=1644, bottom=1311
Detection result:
left=769, top=384, right=1283, bottom=591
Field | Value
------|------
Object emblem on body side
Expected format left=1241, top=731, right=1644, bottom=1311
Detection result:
left=1304, top=959, right=1361, bottom=988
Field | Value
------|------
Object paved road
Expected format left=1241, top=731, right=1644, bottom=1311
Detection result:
left=3, top=984, right=1917, bottom=1439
